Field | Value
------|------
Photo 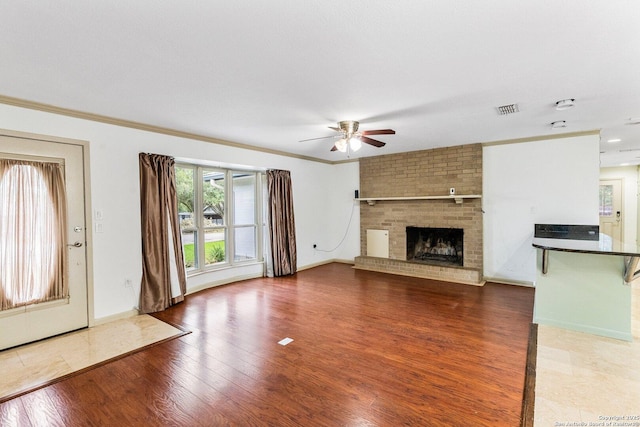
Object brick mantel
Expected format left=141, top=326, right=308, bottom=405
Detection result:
left=355, top=144, right=483, bottom=285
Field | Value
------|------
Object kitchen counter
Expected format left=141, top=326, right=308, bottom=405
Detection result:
left=532, top=234, right=640, bottom=282
left=532, top=229, right=633, bottom=341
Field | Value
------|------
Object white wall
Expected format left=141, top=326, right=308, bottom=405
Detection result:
left=306, top=162, right=360, bottom=263
left=599, top=166, right=638, bottom=247
left=0, top=104, right=360, bottom=320
left=483, top=134, right=600, bottom=284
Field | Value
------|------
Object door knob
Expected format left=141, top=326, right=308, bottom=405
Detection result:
left=67, top=241, right=83, bottom=248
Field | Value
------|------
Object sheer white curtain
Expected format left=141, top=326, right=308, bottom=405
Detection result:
left=263, top=173, right=274, bottom=277
left=0, top=159, right=68, bottom=311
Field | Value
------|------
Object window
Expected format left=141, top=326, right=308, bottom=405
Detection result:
left=0, top=159, right=68, bottom=310
left=599, top=184, right=613, bottom=216
left=176, top=164, right=263, bottom=272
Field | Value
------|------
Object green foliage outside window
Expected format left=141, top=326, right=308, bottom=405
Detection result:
left=182, top=241, right=226, bottom=268
left=176, top=167, right=225, bottom=219
left=599, top=185, right=613, bottom=216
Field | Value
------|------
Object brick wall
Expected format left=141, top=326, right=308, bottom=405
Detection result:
left=356, top=144, right=483, bottom=284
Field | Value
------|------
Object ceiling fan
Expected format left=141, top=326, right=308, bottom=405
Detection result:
left=300, top=120, right=395, bottom=153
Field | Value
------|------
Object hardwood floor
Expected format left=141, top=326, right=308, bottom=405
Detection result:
left=0, top=263, right=534, bottom=426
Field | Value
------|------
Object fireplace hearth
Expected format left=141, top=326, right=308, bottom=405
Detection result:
left=406, top=227, right=463, bottom=267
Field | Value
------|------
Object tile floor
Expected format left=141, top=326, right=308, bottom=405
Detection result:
left=534, top=281, right=640, bottom=425
left=0, top=314, right=182, bottom=400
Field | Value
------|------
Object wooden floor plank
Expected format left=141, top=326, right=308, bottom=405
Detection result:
left=0, top=263, right=534, bottom=426
left=0, top=397, right=32, bottom=427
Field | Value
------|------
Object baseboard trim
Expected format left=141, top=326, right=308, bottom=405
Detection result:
left=92, top=309, right=139, bottom=326
left=533, top=317, right=632, bottom=342
left=298, top=258, right=355, bottom=272
left=185, top=272, right=264, bottom=295
left=484, top=276, right=535, bottom=287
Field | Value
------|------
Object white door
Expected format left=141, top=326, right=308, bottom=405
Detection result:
left=599, top=179, right=623, bottom=251
left=0, top=132, right=88, bottom=350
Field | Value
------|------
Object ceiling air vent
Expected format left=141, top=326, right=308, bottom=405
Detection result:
left=496, top=103, right=519, bottom=115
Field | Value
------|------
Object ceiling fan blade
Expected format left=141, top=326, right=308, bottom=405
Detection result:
left=328, top=126, right=341, bottom=132
left=330, top=145, right=338, bottom=152
left=299, top=135, right=338, bottom=142
left=361, top=129, right=395, bottom=136
left=361, top=136, right=386, bottom=147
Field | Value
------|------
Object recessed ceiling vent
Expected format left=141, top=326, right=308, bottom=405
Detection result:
left=496, top=104, right=519, bottom=115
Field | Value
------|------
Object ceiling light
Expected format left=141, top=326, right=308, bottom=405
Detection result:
left=349, top=137, right=362, bottom=152
left=335, top=138, right=347, bottom=152
left=551, top=120, right=566, bottom=129
left=607, top=138, right=622, bottom=143
left=620, top=163, right=630, bottom=166
left=555, top=99, right=575, bottom=110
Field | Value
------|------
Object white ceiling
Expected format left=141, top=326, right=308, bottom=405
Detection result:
left=1, top=1, right=639, bottom=165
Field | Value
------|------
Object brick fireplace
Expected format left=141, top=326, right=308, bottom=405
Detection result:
left=406, top=226, right=464, bottom=266
left=354, top=144, right=484, bottom=285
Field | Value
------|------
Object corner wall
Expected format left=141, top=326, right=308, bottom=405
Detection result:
left=483, top=134, right=600, bottom=284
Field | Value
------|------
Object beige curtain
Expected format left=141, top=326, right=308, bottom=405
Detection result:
left=267, top=169, right=297, bottom=276
left=0, top=159, right=68, bottom=310
left=138, top=153, right=187, bottom=313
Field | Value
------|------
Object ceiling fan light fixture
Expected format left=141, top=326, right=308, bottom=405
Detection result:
left=349, top=137, right=362, bottom=151
left=555, top=99, right=575, bottom=110
left=306, top=120, right=393, bottom=153
left=339, top=120, right=359, bottom=134
left=335, top=138, right=347, bottom=152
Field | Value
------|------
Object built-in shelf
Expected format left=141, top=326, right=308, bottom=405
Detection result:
left=355, top=195, right=482, bottom=206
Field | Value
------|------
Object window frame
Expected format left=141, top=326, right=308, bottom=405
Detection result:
left=176, top=162, right=264, bottom=275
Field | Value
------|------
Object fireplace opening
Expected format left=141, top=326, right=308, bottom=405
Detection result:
left=406, top=227, right=463, bottom=267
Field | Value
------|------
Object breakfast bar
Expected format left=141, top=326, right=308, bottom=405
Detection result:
left=532, top=224, right=636, bottom=341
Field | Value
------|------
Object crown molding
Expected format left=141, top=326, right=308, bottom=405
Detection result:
left=481, top=129, right=600, bottom=147
left=0, top=94, right=341, bottom=165
left=2, top=94, right=597, bottom=166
